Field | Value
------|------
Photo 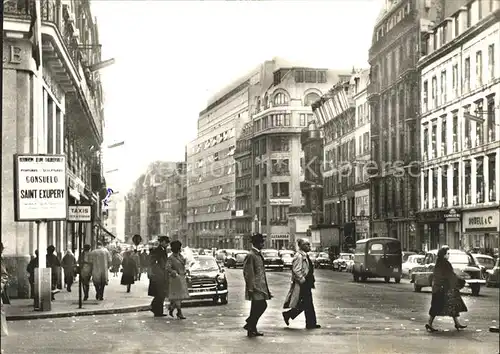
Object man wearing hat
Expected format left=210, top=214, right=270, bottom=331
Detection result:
left=243, top=233, right=272, bottom=337
left=148, top=236, right=170, bottom=317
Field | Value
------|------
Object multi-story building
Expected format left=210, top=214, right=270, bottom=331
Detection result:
left=234, top=122, right=254, bottom=250
left=367, top=0, right=463, bottom=250
left=186, top=58, right=293, bottom=249
left=159, top=162, right=186, bottom=240
left=176, top=159, right=188, bottom=246
left=186, top=78, right=252, bottom=249
left=124, top=175, right=145, bottom=243
left=418, top=0, right=500, bottom=252
left=252, top=66, right=349, bottom=250
left=2, top=0, right=107, bottom=298
left=352, top=69, right=371, bottom=240
left=298, top=120, right=324, bottom=249
left=313, top=76, right=358, bottom=251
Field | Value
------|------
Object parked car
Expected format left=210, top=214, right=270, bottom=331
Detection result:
left=314, top=252, right=331, bottom=269
left=261, top=249, right=284, bottom=271
left=402, top=251, right=417, bottom=263
left=187, top=256, right=228, bottom=305
left=224, top=250, right=249, bottom=268
left=279, top=250, right=294, bottom=269
left=352, top=238, right=402, bottom=283
left=333, top=253, right=353, bottom=271
left=486, top=258, right=500, bottom=287
left=402, top=254, right=425, bottom=278
left=472, top=254, right=496, bottom=278
left=411, top=249, right=485, bottom=296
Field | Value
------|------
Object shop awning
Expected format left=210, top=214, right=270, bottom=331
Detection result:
left=100, top=225, right=117, bottom=239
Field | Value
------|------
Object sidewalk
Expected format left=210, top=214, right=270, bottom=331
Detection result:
left=5, top=273, right=152, bottom=321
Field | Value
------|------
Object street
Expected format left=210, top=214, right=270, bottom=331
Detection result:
left=2, top=268, right=498, bottom=354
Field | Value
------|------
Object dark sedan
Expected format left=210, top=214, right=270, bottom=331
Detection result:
left=261, top=249, right=284, bottom=271
left=187, top=256, right=228, bottom=305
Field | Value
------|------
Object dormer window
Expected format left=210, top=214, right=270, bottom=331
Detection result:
left=273, top=92, right=289, bottom=106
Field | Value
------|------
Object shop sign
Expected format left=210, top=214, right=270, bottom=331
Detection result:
left=270, top=234, right=290, bottom=240
left=463, top=210, right=499, bottom=232
left=68, top=205, right=92, bottom=222
left=444, top=208, right=460, bottom=222
left=14, top=154, right=67, bottom=221
left=269, top=198, right=292, bottom=205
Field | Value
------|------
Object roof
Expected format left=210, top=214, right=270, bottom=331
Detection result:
left=356, top=237, right=400, bottom=243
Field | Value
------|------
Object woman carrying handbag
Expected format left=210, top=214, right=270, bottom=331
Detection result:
left=426, top=246, right=468, bottom=332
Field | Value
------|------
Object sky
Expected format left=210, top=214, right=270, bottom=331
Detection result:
left=91, top=0, right=384, bottom=194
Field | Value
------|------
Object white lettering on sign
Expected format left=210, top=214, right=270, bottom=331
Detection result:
left=15, top=154, right=67, bottom=221
left=68, top=205, right=92, bottom=222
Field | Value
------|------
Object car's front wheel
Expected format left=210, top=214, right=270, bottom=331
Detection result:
left=220, top=294, right=228, bottom=305
left=413, top=283, right=422, bottom=292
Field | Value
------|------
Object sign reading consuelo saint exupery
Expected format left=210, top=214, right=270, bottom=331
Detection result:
left=14, top=154, right=67, bottom=221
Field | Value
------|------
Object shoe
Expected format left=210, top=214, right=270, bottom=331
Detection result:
left=455, top=324, right=467, bottom=331
left=154, top=314, right=167, bottom=317
left=83, top=296, right=88, bottom=301
left=425, top=324, right=438, bottom=332
left=253, top=331, right=264, bottom=336
left=177, top=315, right=186, bottom=320
left=306, top=324, right=321, bottom=329
left=282, top=313, right=290, bottom=326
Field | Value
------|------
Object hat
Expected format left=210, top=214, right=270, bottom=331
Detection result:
left=251, top=233, right=265, bottom=244
left=158, top=236, right=170, bottom=243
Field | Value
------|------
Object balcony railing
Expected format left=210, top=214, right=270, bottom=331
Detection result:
left=270, top=219, right=288, bottom=226
left=5, top=0, right=104, bottom=141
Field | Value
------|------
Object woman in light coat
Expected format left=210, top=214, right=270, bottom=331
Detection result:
left=166, top=240, right=189, bottom=319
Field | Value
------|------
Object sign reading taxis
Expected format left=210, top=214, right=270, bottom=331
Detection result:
left=68, top=205, right=92, bottom=222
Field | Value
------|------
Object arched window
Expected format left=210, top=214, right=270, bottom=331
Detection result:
left=263, top=94, right=269, bottom=109
left=304, top=92, right=321, bottom=106
left=273, top=93, right=289, bottom=106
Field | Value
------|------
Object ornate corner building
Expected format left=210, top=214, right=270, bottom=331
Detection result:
left=2, top=0, right=107, bottom=298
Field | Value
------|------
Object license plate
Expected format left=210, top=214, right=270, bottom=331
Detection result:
left=393, top=268, right=399, bottom=272
left=191, top=289, right=204, bottom=293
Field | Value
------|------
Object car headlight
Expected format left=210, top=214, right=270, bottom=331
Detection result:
left=216, top=274, right=225, bottom=283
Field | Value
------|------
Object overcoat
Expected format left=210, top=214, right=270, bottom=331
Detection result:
left=166, top=253, right=189, bottom=300
left=148, top=246, right=169, bottom=297
left=283, top=250, right=314, bottom=309
left=61, top=253, right=77, bottom=283
left=429, top=259, right=468, bottom=317
left=121, top=257, right=138, bottom=285
left=243, top=248, right=271, bottom=301
left=89, top=247, right=112, bottom=284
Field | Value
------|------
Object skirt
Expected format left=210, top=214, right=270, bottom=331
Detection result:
left=121, top=273, right=135, bottom=286
left=429, top=288, right=468, bottom=317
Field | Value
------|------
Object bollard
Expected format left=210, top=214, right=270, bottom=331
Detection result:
left=34, top=268, right=52, bottom=311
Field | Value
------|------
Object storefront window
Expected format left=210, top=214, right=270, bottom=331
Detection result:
left=489, top=154, right=496, bottom=201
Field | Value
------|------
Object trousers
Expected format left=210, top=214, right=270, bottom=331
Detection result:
left=246, top=300, right=267, bottom=330
left=151, top=295, right=165, bottom=316
left=284, top=285, right=317, bottom=328
left=93, top=281, right=106, bottom=300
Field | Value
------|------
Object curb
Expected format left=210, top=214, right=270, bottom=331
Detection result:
left=6, top=304, right=151, bottom=321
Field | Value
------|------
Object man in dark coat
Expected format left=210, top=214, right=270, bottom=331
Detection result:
left=243, top=233, right=272, bottom=337
left=148, top=236, right=170, bottom=317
